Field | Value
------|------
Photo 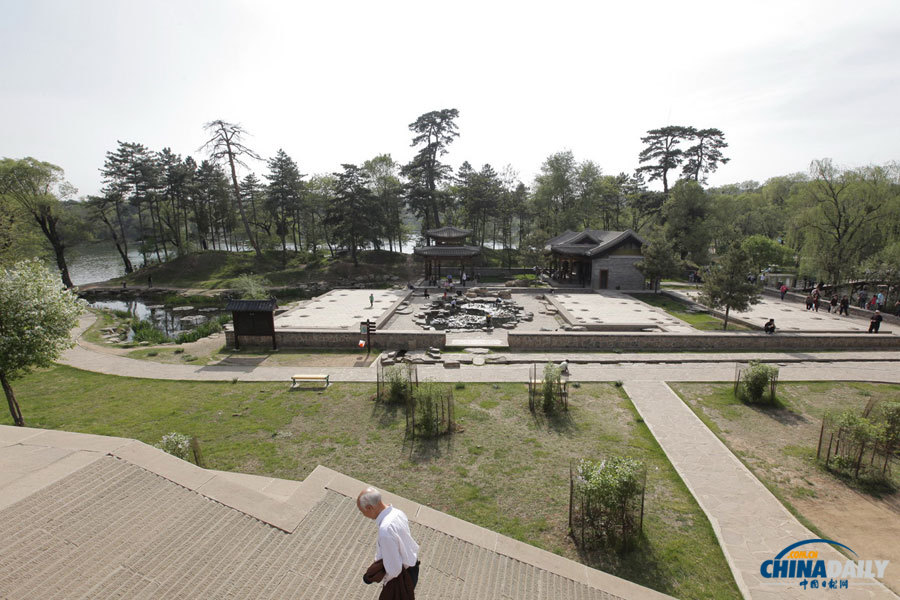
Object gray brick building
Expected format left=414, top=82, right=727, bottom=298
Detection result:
left=545, top=230, right=645, bottom=290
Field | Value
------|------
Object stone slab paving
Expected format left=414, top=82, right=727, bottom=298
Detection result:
left=275, top=289, right=406, bottom=330
left=622, top=381, right=897, bottom=600
left=0, top=428, right=664, bottom=599
left=554, top=291, right=695, bottom=333
left=679, top=291, right=894, bottom=335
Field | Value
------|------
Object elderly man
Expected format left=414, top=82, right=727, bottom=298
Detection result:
left=357, top=487, right=420, bottom=599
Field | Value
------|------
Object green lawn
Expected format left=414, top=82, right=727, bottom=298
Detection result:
left=630, top=293, right=753, bottom=331
left=6, top=366, right=740, bottom=599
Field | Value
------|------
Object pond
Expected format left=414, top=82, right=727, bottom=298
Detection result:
left=416, top=298, right=526, bottom=330
left=88, top=298, right=226, bottom=338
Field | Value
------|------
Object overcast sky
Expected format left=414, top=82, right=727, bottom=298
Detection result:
left=3, top=0, right=899, bottom=198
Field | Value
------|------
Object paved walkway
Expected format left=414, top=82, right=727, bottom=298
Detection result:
left=624, top=381, right=896, bottom=599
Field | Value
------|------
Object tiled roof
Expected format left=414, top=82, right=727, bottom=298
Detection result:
left=0, top=426, right=670, bottom=600
left=546, top=230, right=645, bottom=257
left=413, top=245, right=483, bottom=258
left=425, top=226, right=472, bottom=239
left=226, top=298, right=278, bottom=312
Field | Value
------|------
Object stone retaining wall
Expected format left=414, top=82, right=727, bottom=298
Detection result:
left=507, top=331, right=900, bottom=351
left=226, top=329, right=444, bottom=350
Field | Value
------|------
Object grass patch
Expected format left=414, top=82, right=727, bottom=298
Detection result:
left=6, top=368, right=739, bottom=599
left=630, top=293, right=752, bottom=331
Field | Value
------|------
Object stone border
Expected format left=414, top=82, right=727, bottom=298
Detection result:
left=507, top=331, right=900, bottom=351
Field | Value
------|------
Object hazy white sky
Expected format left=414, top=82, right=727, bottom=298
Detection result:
left=3, top=0, right=899, bottom=197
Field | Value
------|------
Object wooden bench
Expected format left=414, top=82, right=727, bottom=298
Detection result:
left=291, top=374, right=329, bottom=389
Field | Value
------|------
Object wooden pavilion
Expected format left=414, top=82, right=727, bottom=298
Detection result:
left=413, top=226, right=482, bottom=282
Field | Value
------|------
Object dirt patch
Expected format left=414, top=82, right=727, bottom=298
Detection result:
left=673, top=382, right=900, bottom=593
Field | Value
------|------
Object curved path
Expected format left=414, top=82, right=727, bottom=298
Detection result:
left=58, top=314, right=900, bottom=599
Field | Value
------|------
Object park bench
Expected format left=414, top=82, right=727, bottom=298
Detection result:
left=291, top=374, right=329, bottom=389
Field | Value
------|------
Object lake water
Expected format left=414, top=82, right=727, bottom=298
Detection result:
left=68, top=243, right=144, bottom=286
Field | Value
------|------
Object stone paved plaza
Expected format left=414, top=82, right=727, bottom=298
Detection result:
left=680, top=291, right=895, bottom=335
left=275, top=289, right=406, bottom=330
left=553, top=292, right=695, bottom=332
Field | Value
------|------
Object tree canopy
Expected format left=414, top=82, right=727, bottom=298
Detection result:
left=0, top=259, right=84, bottom=425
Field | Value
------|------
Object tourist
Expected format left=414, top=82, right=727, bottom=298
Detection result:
left=868, top=310, right=883, bottom=333
left=764, top=319, right=776, bottom=334
left=839, top=295, right=850, bottom=316
left=461, top=272, right=467, bottom=287
left=423, top=288, right=430, bottom=299
left=779, top=283, right=788, bottom=300
left=867, top=295, right=878, bottom=311
left=877, top=291, right=885, bottom=310
left=447, top=274, right=452, bottom=285
left=805, top=294, right=813, bottom=310
left=813, top=293, right=820, bottom=312
left=369, top=293, right=374, bottom=308
left=485, top=313, right=492, bottom=328
left=894, top=299, right=900, bottom=317
left=857, top=289, right=868, bottom=309
left=829, top=294, right=838, bottom=313
left=559, top=359, right=570, bottom=375
left=357, top=487, right=420, bottom=596
left=442, top=290, right=448, bottom=300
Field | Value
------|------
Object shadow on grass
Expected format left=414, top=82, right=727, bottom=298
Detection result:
left=370, top=398, right=406, bottom=429
left=404, top=433, right=455, bottom=463
left=749, top=402, right=809, bottom=426
left=575, top=533, right=678, bottom=596
left=530, top=408, right=577, bottom=434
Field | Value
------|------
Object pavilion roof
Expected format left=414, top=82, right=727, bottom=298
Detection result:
left=424, top=225, right=472, bottom=239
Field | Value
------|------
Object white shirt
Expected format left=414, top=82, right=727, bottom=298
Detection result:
left=374, top=506, right=419, bottom=584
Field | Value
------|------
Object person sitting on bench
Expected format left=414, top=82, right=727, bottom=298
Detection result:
left=764, top=318, right=776, bottom=334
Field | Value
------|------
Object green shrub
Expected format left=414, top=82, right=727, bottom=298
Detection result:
left=155, top=432, right=191, bottom=460
left=130, top=318, right=169, bottom=345
left=174, top=315, right=231, bottom=344
left=112, top=309, right=132, bottom=319
left=542, top=362, right=564, bottom=413
left=384, top=365, right=411, bottom=404
left=739, top=361, right=778, bottom=404
left=411, top=382, right=454, bottom=439
left=234, top=274, right=271, bottom=299
left=573, top=456, right=646, bottom=549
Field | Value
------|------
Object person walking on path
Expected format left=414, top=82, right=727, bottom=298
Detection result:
left=461, top=272, right=467, bottom=287
left=877, top=291, right=885, bottom=310
left=779, top=283, right=788, bottom=300
left=869, top=310, right=883, bottom=333
left=805, top=293, right=814, bottom=310
left=829, top=294, right=838, bottom=313
left=357, top=487, right=420, bottom=599
left=858, top=289, right=868, bottom=309
left=813, top=293, right=820, bottom=312
left=839, top=295, right=850, bottom=316
left=868, top=295, right=878, bottom=311
left=369, top=293, right=374, bottom=309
